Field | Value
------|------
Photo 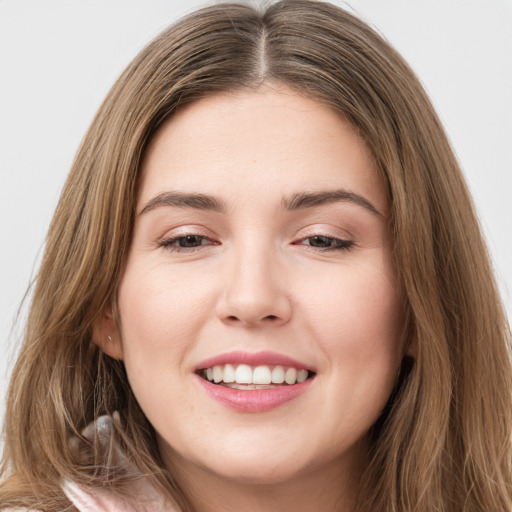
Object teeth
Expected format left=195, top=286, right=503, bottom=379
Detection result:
left=297, top=369, right=308, bottom=383
left=253, top=366, right=272, bottom=384
left=235, top=364, right=252, bottom=384
left=223, top=364, right=235, bottom=383
left=271, top=365, right=285, bottom=383
left=284, top=367, right=297, bottom=385
left=202, top=364, right=311, bottom=386
left=213, top=365, right=223, bottom=383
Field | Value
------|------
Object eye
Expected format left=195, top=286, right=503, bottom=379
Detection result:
left=160, top=234, right=215, bottom=251
left=299, top=235, right=353, bottom=251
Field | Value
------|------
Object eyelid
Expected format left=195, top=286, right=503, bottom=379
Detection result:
left=292, top=225, right=355, bottom=252
left=293, top=224, right=352, bottom=241
left=155, top=224, right=354, bottom=253
left=156, top=225, right=215, bottom=242
left=295, top=235, right=353, bottom=251
left=156, top=225, right=219, bottom=251
left=159, top=235, right=218, bottom=254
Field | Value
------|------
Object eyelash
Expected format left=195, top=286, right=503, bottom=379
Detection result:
left=159, top=234, right=353, bottom=253
left=159, top=234, right=217, bottom=252
left=296, top=235, right=354, bottom=252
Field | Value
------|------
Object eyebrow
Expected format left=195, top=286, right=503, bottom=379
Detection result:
left=282, top=189, right=383, bottom=217
left=139, top=188, right=383, bottom=217
left=139, top=191, right=226, bottom=216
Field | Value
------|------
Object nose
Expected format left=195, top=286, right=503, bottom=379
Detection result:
left=216, top=244, right=292, bottom=328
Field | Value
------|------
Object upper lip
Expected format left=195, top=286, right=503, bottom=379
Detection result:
left=195, top=351, right=315, bottom=372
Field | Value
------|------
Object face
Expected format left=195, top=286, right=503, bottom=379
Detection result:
left=99, top=85, right=404, bottom=488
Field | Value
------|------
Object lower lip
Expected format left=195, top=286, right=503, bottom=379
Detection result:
left=196, top=375, right=313, bottom=412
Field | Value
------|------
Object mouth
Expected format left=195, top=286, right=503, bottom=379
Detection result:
left=197, top=364, right=316, bottom=389
left=194, top=351, right=316, bottom=411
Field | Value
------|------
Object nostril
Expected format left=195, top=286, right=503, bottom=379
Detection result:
left=224, top=314, right=279, bottom=324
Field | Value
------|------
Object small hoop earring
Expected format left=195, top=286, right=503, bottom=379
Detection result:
left=107, top=335, right=112, bottom=342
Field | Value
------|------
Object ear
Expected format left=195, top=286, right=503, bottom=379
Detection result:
left=401, top=307, right=416, bottom=358
left=404, top=334, right=417, bottom=359
left=92, top=305, right=124, bottom=360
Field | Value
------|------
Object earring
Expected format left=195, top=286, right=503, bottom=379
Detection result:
left=107, top=335, right=112, bottom=342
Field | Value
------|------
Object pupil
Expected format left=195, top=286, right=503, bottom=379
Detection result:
left=181, top=235, right=201, bottom=247
left=310, top=236, right=331, bottom=248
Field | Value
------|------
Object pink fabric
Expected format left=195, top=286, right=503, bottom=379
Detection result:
left=62, top=414, right=181, bottom=512
left=62, top=479, right=180, bottom=512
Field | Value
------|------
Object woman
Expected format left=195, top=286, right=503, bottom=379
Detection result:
left=1, top=1, right=511, bottom=511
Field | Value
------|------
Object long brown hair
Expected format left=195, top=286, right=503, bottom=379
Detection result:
left=1, top=1, right=511, bottom=510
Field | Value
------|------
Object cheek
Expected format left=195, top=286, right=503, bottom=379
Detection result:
left=302, top=257, right=402, bottom=354
left=115, top=262, right=217, bottom=383
left=115, top=267, right=201, bottom=415
left=299, top=256, right=404, bottom=410
left=118, top=262, right=212, bottom=340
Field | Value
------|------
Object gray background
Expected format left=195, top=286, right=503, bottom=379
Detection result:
left=1, top=0, right=511, bottom=440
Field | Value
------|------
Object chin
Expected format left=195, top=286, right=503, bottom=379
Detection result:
left=163, top=437, right=315, bottom=486
left=200, top=455, right=310, bottom=486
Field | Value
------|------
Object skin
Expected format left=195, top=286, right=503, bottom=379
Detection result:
left=96, top=83, right=405, bottom=512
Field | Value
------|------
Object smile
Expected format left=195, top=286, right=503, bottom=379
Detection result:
left=200, top=364, right=312, bottom=388
left=195, top=351, right=316, bottom=412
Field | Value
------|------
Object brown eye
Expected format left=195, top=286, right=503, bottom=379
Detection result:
left=161, top=234, right=214, bottom=251
left=307, top=236, right=335, bottom=248
left=175, top=235, right=207, bottom=247
left=301, top=236, right=353, bottom=251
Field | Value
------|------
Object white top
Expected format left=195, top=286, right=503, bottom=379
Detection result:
left=63, top=413, right=181, bottom=512
left=4, top=414, right=182, bottom=512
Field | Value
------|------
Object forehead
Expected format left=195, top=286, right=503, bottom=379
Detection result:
left=139, top=85, right=387, bottom=215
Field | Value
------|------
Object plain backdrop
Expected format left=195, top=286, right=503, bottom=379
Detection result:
left=1, top=0, right=511, bottom=440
